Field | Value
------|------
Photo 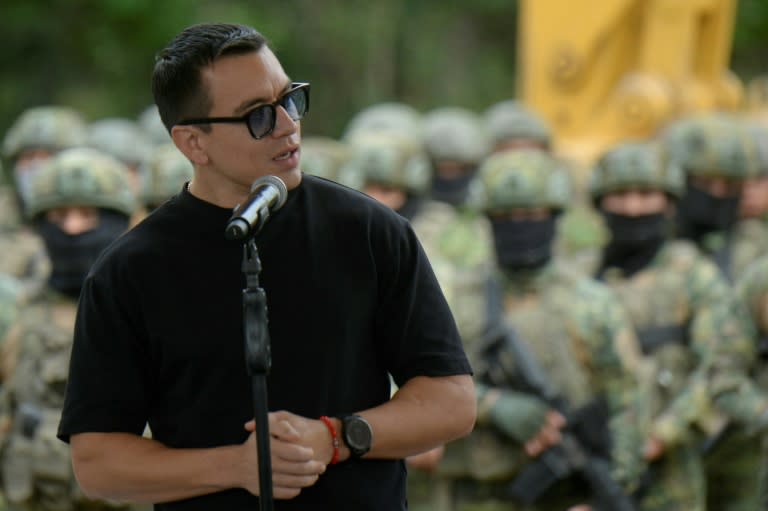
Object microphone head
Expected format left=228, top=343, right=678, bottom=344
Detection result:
left=251, top=175, right=288, bottom=211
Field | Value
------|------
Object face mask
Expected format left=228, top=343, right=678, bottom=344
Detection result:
left=13, top=160, right=46, bottom=206
left=677, top=184, right=740, bottom=235
left=36, top=210, right=129, bottom=299
left=603, top=212, right=667, bottom=246
left=490, top=216, right=556, bottom=271
left=395, top=196, right=423, bottom=222
left=430, top=170, right=476, bottom=207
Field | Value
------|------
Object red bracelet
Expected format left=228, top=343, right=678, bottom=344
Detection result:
left=319, top=415, right=340, bottom=465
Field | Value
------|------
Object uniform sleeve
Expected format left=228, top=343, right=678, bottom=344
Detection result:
left=372, top=218, right=472, bottom=387
left=57, top=269, right=152, bottom=442
left=580, top=284, right=649, bottom=490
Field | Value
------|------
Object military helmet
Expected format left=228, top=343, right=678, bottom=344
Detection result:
left=300, top=136, right=362, bottom=189
left=2, top=106, right=88, bottom=161
left=748, top=121, right=768, bottom=176
left=342, top=102, right=423, bottom=143
left=484, top=100, right=551, bottom=149
left=140, top=143, right=193, bottom=208
left=469, top=149, right=571, bottom=212
left=589, top=141, right=685, bottom=202
left=87, top=118, right=154, bottom=168
left=662, top=113, right=762, bottom=179
left=138, top=105, right=172, bottom=146
left=342, top=132, right=431, bottom=195
left=26, top=147, right=137, bottom=219
left=423, top=107, right=490, bottom=164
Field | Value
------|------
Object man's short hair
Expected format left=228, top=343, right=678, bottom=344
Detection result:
left=152, top=23, right=267, bottom=133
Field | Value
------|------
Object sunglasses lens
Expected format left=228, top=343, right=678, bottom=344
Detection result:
left=247, top=106, right=275, bottom=139
left=282, top=87, right=308, bottom=121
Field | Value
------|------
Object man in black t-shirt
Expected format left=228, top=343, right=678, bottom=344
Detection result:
left=57, top=22, right=475, bottom=511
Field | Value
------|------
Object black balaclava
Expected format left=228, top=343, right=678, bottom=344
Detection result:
left=36, top=209, right=130, bottom=299
left=598, top=212, right=667, bottom=279
left=490, top=216, right=557, bottom=272
left=396, top=195, right=424, bottom=222
left=676, top=181, right=740, bottom=243
left=430, top=168, right=477, bottom=207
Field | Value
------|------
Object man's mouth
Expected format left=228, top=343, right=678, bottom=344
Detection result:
left=274, top=149, right=297, bottom=161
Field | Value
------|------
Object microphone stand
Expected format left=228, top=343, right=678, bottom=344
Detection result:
left=241, top=237, right=273, bottom=511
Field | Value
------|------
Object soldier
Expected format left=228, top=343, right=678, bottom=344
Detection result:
left=434, top=149, right=645, bottom=511
left=87, top=118, right=155, bottom=196
left=422, top=107, right=490, bottom=208
left=1, top=106, right=87, bottom=303
left=139, top=143, right=193, bottom=213
left=665, top=113, right=768, bottom=282
left=734, top=257, right=768, bottom=510
left=0, top=147, right=137, bottom=511
left=483, top=100, right=551, bottom=154
left=589, top=140, right=768, bottom=510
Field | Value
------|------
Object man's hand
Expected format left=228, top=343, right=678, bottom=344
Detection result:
left=643, top=436, right=665, bottom=461
left=240, top=413, right=326, bottom=499
left=524, top=410, right=566, bottom=457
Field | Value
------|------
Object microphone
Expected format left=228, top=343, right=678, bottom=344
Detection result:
left=225, top=175, right=288, bottom=240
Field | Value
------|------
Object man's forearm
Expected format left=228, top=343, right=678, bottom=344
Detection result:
left=71, top=432, right=243, bottom=504
left=360, top=374, right=475, bottom=459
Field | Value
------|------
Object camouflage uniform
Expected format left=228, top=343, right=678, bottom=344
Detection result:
left=0, top=148, right=136, bottom=511
left=588, top=141, right=767, bottom=510
left=434, top=150, right=646, bottom=511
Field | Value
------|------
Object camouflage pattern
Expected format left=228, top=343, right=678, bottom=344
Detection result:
left=342, top=102, right=423, bottom=144
left=140, top=143, right=193, bottom=209
left=468, top=149, right=571, bottom=213
left=435, top=260, right=645, bottom=511
left=87, top=118, right=154, bottom=169
left=422, top=107, right=490, bottom=165
left=25, top=148, right=136, bottom=220
left=0, top=274, right=19, bottom=345
left=299, top=136, right=362, bottom=190
left=663, top=113, right=763, bottom=179
left=483, top=100, right=551, bottom=150
left=2, top=106, right=87, bottom=162
left=0, top=225, right=50, bottom=305
left=600, top=240, right=754, bottom=510
left=137, top=105, right=171, bottom=146
left=0, top=289, right=128, bottom=511
left=589, top=141, right=685, bottom=202
left=343, top=132, right=432, bottom=195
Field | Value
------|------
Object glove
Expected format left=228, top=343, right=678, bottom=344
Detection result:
left=488, top=389, right=550, bottom=444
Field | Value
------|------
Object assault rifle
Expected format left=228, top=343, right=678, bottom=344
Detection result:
left=491, top=325, right=636, bottom=511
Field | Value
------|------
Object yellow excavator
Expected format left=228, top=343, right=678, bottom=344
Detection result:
left=517, top=0, right=743, bottom=168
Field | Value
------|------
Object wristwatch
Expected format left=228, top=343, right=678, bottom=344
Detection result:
left=340, top=415, right=373, bottom=459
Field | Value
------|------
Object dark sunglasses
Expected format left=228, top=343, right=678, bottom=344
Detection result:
left=176, top=82, right=310, bottom=140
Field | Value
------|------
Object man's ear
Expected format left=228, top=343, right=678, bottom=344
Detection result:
left=171, top=125, right=210, bottom=166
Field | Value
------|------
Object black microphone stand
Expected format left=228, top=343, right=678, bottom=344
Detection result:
left=241, top=237, right=273, bottom=511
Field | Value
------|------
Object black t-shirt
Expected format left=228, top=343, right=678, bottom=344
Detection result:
left=58, top=175, right=470, bottom=510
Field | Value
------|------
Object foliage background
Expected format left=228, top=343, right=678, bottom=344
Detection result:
left=1, top=0, right=766, bottom=139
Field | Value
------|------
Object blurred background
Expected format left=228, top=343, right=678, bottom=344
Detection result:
left=1, top=0, right=765, bottom=145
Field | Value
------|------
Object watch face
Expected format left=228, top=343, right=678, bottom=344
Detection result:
left=345, top=416, right=372, bottom=454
